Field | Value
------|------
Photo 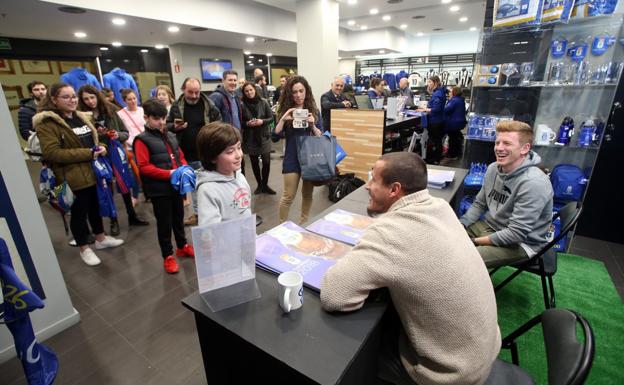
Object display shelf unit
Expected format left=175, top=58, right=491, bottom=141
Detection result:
left=464, top=12, right=624, bottom=206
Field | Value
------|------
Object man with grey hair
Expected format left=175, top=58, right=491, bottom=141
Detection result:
left=167, top=77, right=221, bottom=225
left=320, top=76, right=353, bottom=132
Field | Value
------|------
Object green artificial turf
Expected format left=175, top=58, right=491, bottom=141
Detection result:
left=493, top=253, right=624, bottom=385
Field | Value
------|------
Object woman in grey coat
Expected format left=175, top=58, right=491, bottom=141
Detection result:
left=241, top=82, right=276, bottom=194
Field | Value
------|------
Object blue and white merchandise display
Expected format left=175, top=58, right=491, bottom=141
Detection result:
left=493, top=0, right=544, bottom=29
left=591, top=33, right=617, bottom=55
left=542, top=0, right=576, bottom=23
left=578, top=119, right=596, bottom=147
left=551, top=36, right=568, bottom=58
left=466, top=113, right=513, bottom=141
left=555, top=116, right=575, bottom=145
left=572, top=0, right=619, bottom=18
left=464, top=163, right=488, bottom=188
left=550, top=164, right=589, bottom=202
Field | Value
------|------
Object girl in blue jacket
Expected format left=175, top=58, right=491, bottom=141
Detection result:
left=443, top=86, right=467, bottom=159
left=418, top=75, right=447, bottom=164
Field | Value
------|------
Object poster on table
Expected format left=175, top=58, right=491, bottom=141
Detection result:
left=306, top=209, right=374, bottom=246
left=255, top=221, right=352, bottom=291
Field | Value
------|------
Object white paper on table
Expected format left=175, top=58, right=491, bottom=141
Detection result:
left=427, top=169, right=455, bottom=189
left=192, top=215, right=256, bottom=293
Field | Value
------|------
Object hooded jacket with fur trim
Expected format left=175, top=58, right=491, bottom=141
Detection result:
left=34, top=110, right=104, bottom=191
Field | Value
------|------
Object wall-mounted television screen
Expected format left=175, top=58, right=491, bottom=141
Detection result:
left=200, top=58, right=233, bottom=81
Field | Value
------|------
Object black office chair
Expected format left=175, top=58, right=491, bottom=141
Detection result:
left=490, top=201, right=582, bottom=309
left=484, top=308, right=595, bottom=385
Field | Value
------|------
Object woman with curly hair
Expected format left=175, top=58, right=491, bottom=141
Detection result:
left=274, top=75, right=323, bottom=224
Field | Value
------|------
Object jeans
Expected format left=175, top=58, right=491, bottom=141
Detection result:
left=279, top=173, right=314, bottom=224
left=465, top=220, right=529, bottom=268
left=151, top=194, right=187, bottom=258
left=70, top=185, right=105, bottom=246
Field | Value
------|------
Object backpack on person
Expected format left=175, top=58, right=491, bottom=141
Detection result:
left=25, top=131, right=43, bottom=162
left=550, top=164, right=588, bottom=202
left=328, top=173, right=365, bottom=203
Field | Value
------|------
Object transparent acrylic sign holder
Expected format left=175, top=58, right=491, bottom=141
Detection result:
left=192, top=215, right=261, bottom=312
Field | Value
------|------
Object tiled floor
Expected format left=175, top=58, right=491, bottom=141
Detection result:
left=1, top=155, right=622, bottom=384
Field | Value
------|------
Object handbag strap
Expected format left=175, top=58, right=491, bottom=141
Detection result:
left=121, top=108, right=143, bottom=135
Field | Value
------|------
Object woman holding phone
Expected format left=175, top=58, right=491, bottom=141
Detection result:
left=274, top=75, right=323, bottom=224
left=241, top=82, right=275, bottom=194
left=35, top=83, right=124, bottom=266
left=78, top=85, right=149, bottom=235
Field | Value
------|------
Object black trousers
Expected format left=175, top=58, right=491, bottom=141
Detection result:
left=151, top=194, right=187, bottom=258
left=426, top=122, right=445, bottom=164
left=70, top=185, right=104, bottom=247
left=446, top=130, right=464, bottom=158
left=377, top=308, right=419, bottom=385
left=249, top=153, right=271, bottom=188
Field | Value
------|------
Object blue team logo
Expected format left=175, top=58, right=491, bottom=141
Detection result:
left=591, top=34, right=616, bottom=56
left=551, top=39, right=567, bottom=58
left=567, top=44, right=588, bottom=62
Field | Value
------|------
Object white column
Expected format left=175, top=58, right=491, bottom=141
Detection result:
left=296, top=0, right=339, bottom=109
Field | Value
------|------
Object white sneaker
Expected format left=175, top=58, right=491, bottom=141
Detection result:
left=80, top=248, right=101, bottom=266
left=95, top=235, right=124, bottom=250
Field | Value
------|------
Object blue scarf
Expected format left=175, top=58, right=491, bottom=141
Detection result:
left=92, top=155, right=118, bottom=218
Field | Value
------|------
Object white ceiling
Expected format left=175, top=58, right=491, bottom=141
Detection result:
left=255, top=0, right=486, bottom=35
left=0, top=0, right=485, bottom=57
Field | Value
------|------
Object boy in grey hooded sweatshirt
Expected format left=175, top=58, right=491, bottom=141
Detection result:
left=196, top=122, right=251, bottom=226
left=460, top=121, right=553, bottom=268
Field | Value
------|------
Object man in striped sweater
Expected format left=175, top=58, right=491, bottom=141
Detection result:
left=321, top=152, right=500, bottom=385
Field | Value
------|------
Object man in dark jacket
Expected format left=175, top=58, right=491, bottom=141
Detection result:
left=320, top=76, right=352, bottom=132
left=18, top=81, right=47, bottom=140
left=167, top=77, right=221, bottom=225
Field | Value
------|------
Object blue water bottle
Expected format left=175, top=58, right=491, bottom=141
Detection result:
left=579, top=119, right=596, bottom=147
left=556, top=116, right=575, bottom=145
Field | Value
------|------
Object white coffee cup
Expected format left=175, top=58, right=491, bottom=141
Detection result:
left=535, top=124, right=556, bottom=145
left=278, top=271, right=303, bottom=313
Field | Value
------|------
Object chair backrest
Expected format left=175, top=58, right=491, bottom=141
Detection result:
left=541, top=309, right=595, bottom=385
left=537, top=202, right=583, bottom=259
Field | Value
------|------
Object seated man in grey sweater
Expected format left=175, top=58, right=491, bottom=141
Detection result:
left=321, top=152, right=500, bottom=385
left=460, top=120, right=553, bottom=268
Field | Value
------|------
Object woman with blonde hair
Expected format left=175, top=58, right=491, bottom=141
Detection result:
left=155, top=85, right=175, bottom=113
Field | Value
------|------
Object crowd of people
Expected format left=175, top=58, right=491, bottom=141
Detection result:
left=18, top=68, right=556, bottom=385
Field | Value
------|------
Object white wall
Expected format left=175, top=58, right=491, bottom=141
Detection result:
left=0, top=86, right=79, bottom=363
left=168, top=44, right=245, bottom=93
left=338, top=59, right=356, bottom=77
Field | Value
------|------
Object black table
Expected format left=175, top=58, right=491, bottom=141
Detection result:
left=182, top=164, right=468, bottom=384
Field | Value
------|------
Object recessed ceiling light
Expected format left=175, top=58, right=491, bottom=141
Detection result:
left=155, top=44, right=165, bottom=49
left=459, top=16, right=468, bottom=22
left=347, top=0, right=357, bottom=4
left=417, top=32, right=424, bottom=36
left=141, top=49, right=149, bottom=53
left=168, top=26, right=180, bottom=33
left=58, top=6, right=86, bottom=14
left=338, top=57, right=342, bottom=60
left=249, top=56, right=255, bottom=59
left=470, top=27, right=478, bottom=31
left=246, top=37, right=255, bottom=43
left=379, top=50, right=385, bottom=54
left=247, top=61, right=252, bottom=64
left=382, top=15, right=391, bottom=21
left=258, top=59, right=263, bottom=62
left=266, top=53, right=273, bottom=57
left=370, top=8, right=379, bottom=15
left=112, top=18, right=126, bottom=25
left=347, top=20, right=356, bottom=26
left=400, top=24, right=408, bottom=29
left=442, top=0, right=452, bottom=3
left=244, top=51, right=251, bottom=55
left=112, top=41, right=122, bottom=47
left=74, top=32, right=87, bottom=38
left=100, top=47, right=109, bottom=51
left=361, top=25, right=368, bottom=30
left=450, top=5, right=460, bottom=12
left=106, top=59, right=112, bottom=62
left=123, top=59, right=129, bottom=63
